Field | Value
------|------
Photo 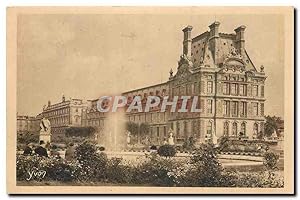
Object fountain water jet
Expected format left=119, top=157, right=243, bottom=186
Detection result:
left=102, top=110, right=126, bottom=151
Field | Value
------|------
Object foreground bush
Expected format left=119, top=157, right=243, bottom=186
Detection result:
left=182, top=144, right=236, bottom=187
left=157, top=145, right=176, bottom=158
left=105, top=157, right=135, bottom=183
left=74, top=141, right=108, bottom=182
left=16, top=142, right=284, bottom=188
left=237, top=171, right=284, bottom=188
left=16, top=155, right=78, bottom=182
left=263, top=152, right=279, bottom=170
left=134, top=153, right=180, bottom=186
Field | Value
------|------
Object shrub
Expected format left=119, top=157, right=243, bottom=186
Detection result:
left=182, top=137, right=196, bottom=151
left=263, top=152, right=279, bottom=170
left=16, top=155, right=77, bottom=182
left=133, top=153, right=179, bottom=186
left=216, top=136, right=229, bottom=152
left=98, top=146, right=105, bottom=151
left=106, top=157, right=135, bottom=183
left=74, top=141, right=108, bottom=182
left=17, top=132, right=39, bottom=144
left=150, top=145, right=157, bottom=150
left=237, top=171, right=284, bottom=188
left=158, top=145, right=176, bottom=158
left=184, top=144, right=224, bottom=186
left=65, top=126, right=96, bottom=138
left=45, top=158, right=76, bottom=182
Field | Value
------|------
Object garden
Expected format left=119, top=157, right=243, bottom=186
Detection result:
left=16, top=141, right=284, bottom=187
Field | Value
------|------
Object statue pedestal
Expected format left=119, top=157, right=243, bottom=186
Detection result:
left=39, top=132, right=51, bottom=144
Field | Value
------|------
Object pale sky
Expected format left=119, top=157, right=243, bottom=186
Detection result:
left=17, top=13, right=284, bottom=117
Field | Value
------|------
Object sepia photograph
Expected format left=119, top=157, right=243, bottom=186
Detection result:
left=6, top=7, right=294, bottom=194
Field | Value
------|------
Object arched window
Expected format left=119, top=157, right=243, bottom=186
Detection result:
left=75, top=116, right=80, bottom=123
left=241, top=122, right=246, bottom=136
left=232, top=122, right=237, bottom=136
left=224, top=122, right=229, bottom=136
left=207, top=121, right=212, bottom=136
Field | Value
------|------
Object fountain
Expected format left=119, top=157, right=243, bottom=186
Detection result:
left=102, top=111, right=127, bottom=151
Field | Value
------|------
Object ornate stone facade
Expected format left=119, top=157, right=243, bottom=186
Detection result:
left=17, top=115, right=40, bottom=135
left=38, top=95, right=88, bottom=139
left=84, top=21, right=266, bottom=145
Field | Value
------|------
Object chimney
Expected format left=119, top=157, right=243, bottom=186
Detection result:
left=62, top=94, right=65, bottom=102
left=182, top=25, right=193, bottom=58
left=208, top=21, right=220, bottom=62
left=234, top=25, right=246, bottom=55
left=209, top=21, right=220, bottom=38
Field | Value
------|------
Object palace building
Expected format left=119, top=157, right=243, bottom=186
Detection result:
left=82, top=21, right=267, bottom=145
left=17, top=115, right=40, bottom=136
left=38, top=95, right=88, bottom=139
left=83, top=22, right=266, bottom=144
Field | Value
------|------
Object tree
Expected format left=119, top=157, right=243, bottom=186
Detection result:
left=139, top=123, right=150, bottom=137
left=126, top=121, right=139, bottom=143
left=126, top=122, right=139, bottom=136
left=17, top=132, right=39, bottom=144
left=264, top=115, right=283, bottom=137
left=65, top=126, right=96, bottom=138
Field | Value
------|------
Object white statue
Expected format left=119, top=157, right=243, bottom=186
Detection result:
left=126, top=130, right=131, bottom=144
left=168, top=128, right=174, bottom=145
left=212, top=126, right=218, bottom=145
left=39, top=117, right=51, bottom=144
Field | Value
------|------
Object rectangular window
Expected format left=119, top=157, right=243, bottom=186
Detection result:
left=163, top=126, right=167, bottom=137
left=232, top=101, right=239, bottom=117
left=207, top=81, right=213, bottom=93
left=207, top=122, right=212, bottom=135
left=198, top=99, right=204, bottom=113
left=176, top=87, right=179, bottom=96
left=239, top=84, right=247, bottom=96
left=261, top=103, right=264, bottom=116
left=253, top=102, right=259, bottom=116
left=157, top=127, right=160, bottom=137
left=253, top=85, right=258, bottom=96
left=223, top=83, right=230, bottom=95
left=207, top=99, right=213, bottom=114
left=231, top=83, right=238, bottom=95
left=223, top=100, right=230, bottom=116
left=182, top=86, right=186, bottom=95
left=193, top=82, right=197, bottom=94
left=261, top=86, right=265, bottom=97
left=241, top=102, right=247, bottom=117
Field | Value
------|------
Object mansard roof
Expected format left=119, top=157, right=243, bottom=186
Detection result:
left=190, top=26, right=257, bottom=72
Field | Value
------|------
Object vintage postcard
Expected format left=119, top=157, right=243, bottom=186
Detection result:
left=7, top=7, right=294, bottom=194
